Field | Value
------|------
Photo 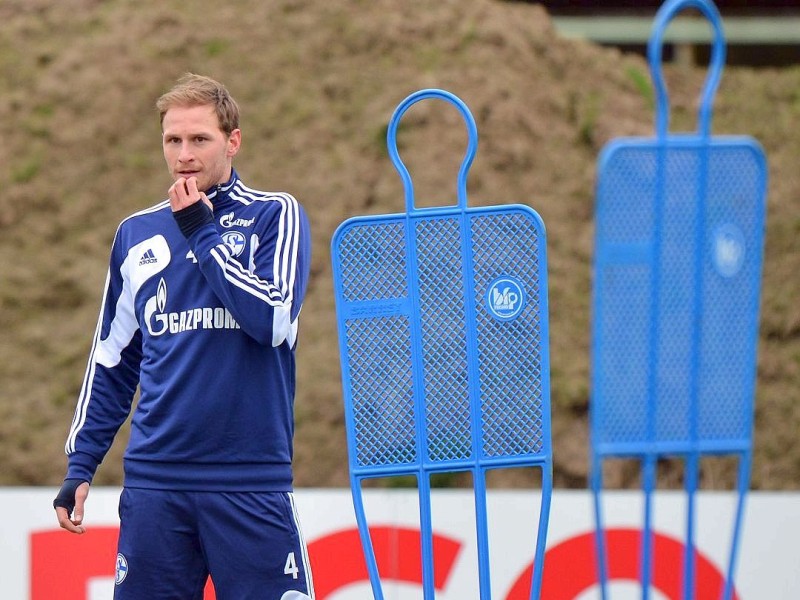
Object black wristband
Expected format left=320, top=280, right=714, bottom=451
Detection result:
left=173, top=201, right=214, bottom=239
left=53, top=478, right=88, bottom=514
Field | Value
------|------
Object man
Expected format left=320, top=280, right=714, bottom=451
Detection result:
left=53, top=73, right=315, bottom=600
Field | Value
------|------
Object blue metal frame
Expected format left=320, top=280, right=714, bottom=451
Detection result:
left=590, top=1, right=767, bottom=599
left=332, top=89, right=553, bottom=599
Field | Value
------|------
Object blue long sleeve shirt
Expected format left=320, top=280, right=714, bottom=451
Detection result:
left=64, top=170, right=311, bottom=491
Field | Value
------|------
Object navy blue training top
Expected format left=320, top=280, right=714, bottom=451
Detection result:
left=64, top=170, right=311, bottom=491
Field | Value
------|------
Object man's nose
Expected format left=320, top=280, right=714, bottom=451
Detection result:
left=178, top=143, right=194, bottom=162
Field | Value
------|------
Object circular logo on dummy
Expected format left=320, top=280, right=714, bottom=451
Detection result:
left=115, top=553, right=129, bottom=585
left=712, top=224, right=745, bottom=278
left=221, top=231, right=247, bottom=257
left=486, top=276, right=526, bottom=321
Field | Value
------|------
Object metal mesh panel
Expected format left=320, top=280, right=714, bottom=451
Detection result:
left=471, top=212, right=545, bottom=457
left=697, top=146, right=764, bottom=441
left=600, top=147, right=658, bottom=244
left=346, top=315, right=416, bottom=467
left=653, top=149, right=700, bottom=443
left=332, top=89, right=553, bottom=600
left=415, top=217, right=473, bottom=463
left=589, top=14, right=763, bottom=599
left=595, top=264, right=651, bottom=445
left=593, top=143, right=764, bottom=450
left=336, top=208, right=550, bottom=468
left=338, top=221, right=407, bottom=302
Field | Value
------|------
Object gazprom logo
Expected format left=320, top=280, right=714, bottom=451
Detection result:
left=486, top=276, right=525, bottom=321
left=144, top=277, right=240, bottom=336
left=220, top=212, right=255, bottom=228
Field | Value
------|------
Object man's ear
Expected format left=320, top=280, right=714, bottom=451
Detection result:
left=227, top=128, right=242, bottom=158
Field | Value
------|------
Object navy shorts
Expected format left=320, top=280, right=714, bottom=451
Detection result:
left=113, top=488, right=314, bottom=600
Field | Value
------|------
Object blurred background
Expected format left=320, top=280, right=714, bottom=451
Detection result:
left=0, top=0, right=797, bottom=492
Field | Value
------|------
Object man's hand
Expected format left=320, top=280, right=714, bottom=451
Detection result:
left=53, top=479, right=90, bottom=534
left=168, top=176, right=212, bottom=212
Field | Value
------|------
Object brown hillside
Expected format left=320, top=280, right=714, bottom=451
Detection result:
left=0, top=0, right=797, bottom=489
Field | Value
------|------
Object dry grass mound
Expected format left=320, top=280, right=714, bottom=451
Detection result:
left=0, top=0, right=797, bottom=489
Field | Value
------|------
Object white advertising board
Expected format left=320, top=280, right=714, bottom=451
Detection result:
left=2, top=488, right=798, bottom=599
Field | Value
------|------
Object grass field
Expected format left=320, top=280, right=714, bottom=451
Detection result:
left=0, top=0, right=797, bottom=490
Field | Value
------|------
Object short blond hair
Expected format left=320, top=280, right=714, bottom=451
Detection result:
left=156, top=73, right=240, bottom=135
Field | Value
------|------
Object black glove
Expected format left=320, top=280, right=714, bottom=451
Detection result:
left=53, top=478, right=88, bottom=515
left=173, top=200, right=214, bottom=239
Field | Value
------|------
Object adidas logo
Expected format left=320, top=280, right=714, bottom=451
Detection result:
left=139, top=248, right=157, bottom=266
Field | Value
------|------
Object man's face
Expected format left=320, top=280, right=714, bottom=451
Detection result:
left=162, top=104, right=241, bottom=193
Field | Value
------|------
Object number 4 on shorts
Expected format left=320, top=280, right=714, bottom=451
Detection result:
left=284, top=552, right=299, bottom=579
